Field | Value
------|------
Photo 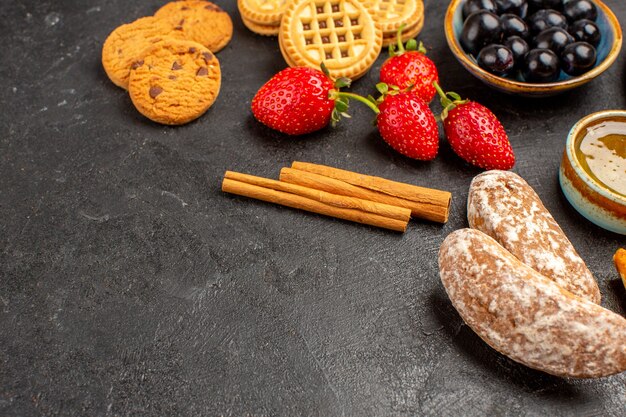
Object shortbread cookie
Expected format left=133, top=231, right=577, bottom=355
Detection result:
left=468, top=170, right=601, bottom=303
left=439, top=228, right=626, bottom=379
left=238, top=0, right=288, bottom=25
left=279, top=0, right=383, bottom=80
left=363, top=0, right=424, bottom=34
left=242, top=15, right=281, bottom=36
left=128, top=39, right=221, bottom=125
left=155, top=1, right=233, bottom=52
left=102, top=16, right=183, bottom=89
left=382, top=16, right=423, bottom=47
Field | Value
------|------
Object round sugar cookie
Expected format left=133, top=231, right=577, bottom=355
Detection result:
left=128, top=39, right=221, bottom=125
left=279, top=0, right=383, bottom=80
left=238, top=0, right=288, bottom=25
left=102, top=16, right=183, bottom=89
left=155, top=1, right=233, bottom=53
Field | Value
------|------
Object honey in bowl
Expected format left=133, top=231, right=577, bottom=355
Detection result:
left=575, top=118, right=626, bottom=197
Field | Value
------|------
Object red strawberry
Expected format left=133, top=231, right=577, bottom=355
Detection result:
left=435, top=82, right=515, bottom=170
left=380, top=32, right=439, bottom=103
left=251, top=66, right=351, bottom=135
left=374, top=87, right=439, bottom=161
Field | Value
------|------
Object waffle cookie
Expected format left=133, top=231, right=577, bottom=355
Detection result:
left=102, top=16, right=184, bottom=89
left=279, top=0, right=383, bottom=80
left=278, top=29, right=298, bottom=67
left=128, top=39, right=221, bottom=125
left=154, top=1, right=233, bottom=53
left=238, top=0, right=288, bottom=35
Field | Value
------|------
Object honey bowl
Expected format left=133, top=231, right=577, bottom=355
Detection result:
left=560, top=110, right=626, bottom=235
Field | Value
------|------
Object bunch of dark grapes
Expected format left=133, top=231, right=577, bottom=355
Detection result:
left=460, top=0, right=601, bottom=82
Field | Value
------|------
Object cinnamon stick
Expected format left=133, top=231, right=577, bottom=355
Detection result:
left=225, top=171, right=411, bottom=222
left=222, top=175, right=409, bottom=232
left=280, top=166, right=451, bottom=223
left=287, top=162, right=452, bottom=223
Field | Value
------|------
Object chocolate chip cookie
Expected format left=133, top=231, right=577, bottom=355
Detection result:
left=155, top=1, right=233, bottom=53
left=102, top=16, right=183, bottom=89
left=128, top=39, right=221, bottom=125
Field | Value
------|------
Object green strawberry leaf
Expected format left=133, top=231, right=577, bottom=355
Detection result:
left=418, top=41, right=427, bottom=54
left=388, top=43, right=397, bottom=57
left=433, top=81, right=469, bottom=122
left=334, top=77, right=351, bottom=89
left=406, top=39, right=417, bottom=51
left=320, top=62, right=330, bottom=77
left=335, top=100, right=349, bottom=113
left=336, top=95, right=349, bottom=105
left=376, top=83, right=389, bottom=95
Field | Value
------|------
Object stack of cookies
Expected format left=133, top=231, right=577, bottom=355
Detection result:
left=237, top=0, right=288, bottom=36
left=237, top=0, right=427, bottom=80
left=102, top=1, right=232, bottom=125
left=278, top=0, right=383, bottom=80
left=364, top=0, right=425, bottom=46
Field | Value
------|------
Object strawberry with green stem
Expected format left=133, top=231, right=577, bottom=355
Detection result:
left=380, top=26, right=439, bottom=103
left=345, top=83, right=439, bottom=161
left=251, top=64, right=354, bottom=136
left=435, top=82, right=515, bottom=170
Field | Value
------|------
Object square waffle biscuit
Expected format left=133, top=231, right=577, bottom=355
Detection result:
left=279, top=0, right=383, bottom=80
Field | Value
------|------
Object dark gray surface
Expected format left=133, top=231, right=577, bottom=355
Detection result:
left=1, top=0, right=625, bottom=416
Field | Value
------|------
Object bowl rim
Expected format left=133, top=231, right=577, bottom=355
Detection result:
left=444, top=0, right=623, bottom=93
left=565, top=109, right=626, bottom=205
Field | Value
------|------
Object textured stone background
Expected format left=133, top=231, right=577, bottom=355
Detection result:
left=1, top=0, right=625, bottom=416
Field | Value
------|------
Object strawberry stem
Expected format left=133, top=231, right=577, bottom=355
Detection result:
left=396, top=24, right=406, bottom=54
left=434, top=81, right=452, bottom=108
left=434, top=81, right=468, bottom=121
left=336, top=92, right=380, bottom=114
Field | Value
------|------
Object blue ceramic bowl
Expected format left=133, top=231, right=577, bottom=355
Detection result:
left=560, top=110, right=626, bottom=235
left=444, top=0, right=622, bottom=96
